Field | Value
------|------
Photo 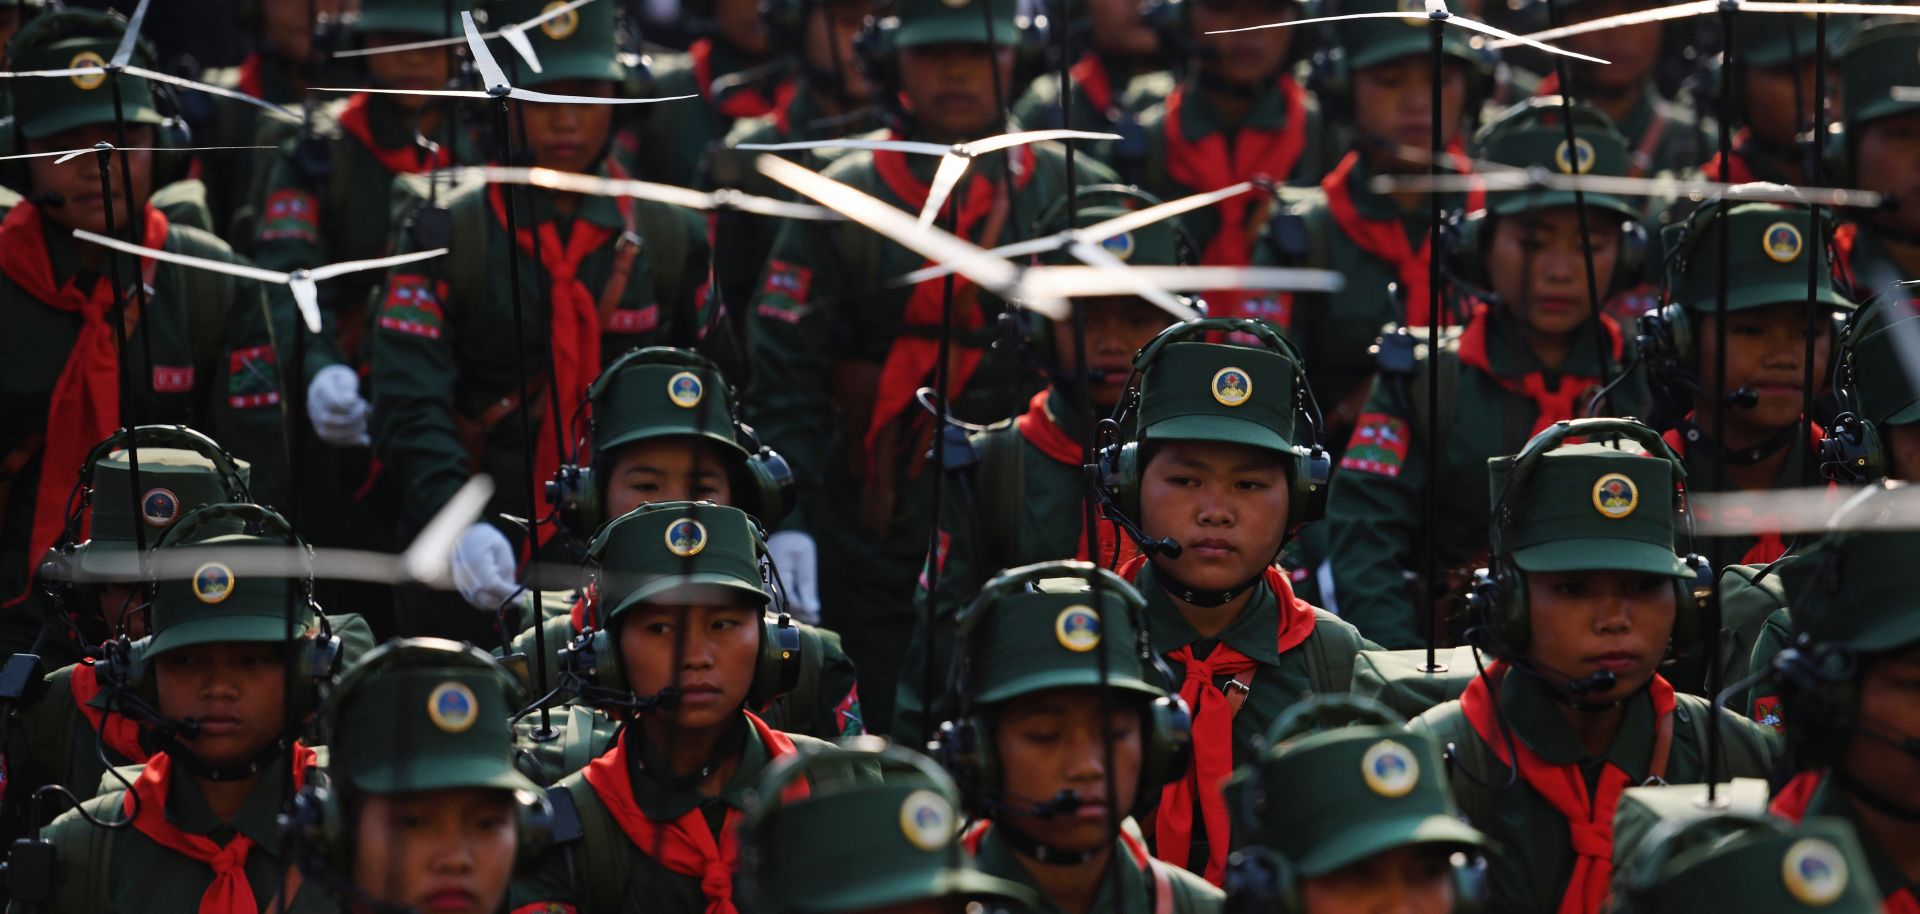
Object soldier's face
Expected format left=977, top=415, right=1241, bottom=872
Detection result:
left=1523, top=570, right=1675, bottom=703
left=1487, top=208, right=1619, bottom=343
left=351, top=789, right=518, bottom=914
left=1694, top=304, right=1831, bottom=442
left=1561, top=0, right=1660, bottom=91
left=1189, top=0, right=1295, bottom=88
left=992, top=688, right=1144, bottom=854
left=1855, top=111, right=1920, bottom=235
left=618, top=600, right=762, bottom=732
left=25, top=124, right=155, bottom=236
left=1351, top=58, right=1469, bottom=173
left=1889, top=422, right=1920, bottom=482
left=899, top=43, right=1015, bottom=141
left=804, top=3, right=874, bottom=103
left=263, top=0, right=352, bottom=64
left=98, top=583, right=150, bottom=640
left=153, top=641, right=289, bottom=767
left=1050, top=298, right=1172, bottom=409
left=604, top=438, right=736, bottom=522
left=1088, top=0, right=1159, bottom=59
left=362, top=33, right=454, bottom=109
left=717, top=0, right=774, bottom=57
left=1744, top=59, right=1827, bottom=148
left=0, top=8, right=22, bottom=63
left=514, top=83, right=616, bottom=173
left=1299, top=845, right=1458, bottom=914
left=1139, top=440, right=1292, bottom=593
left=1843, top=647, right=1920, bottom=812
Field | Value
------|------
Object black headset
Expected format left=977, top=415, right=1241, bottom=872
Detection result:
left=852, top=6, right=1051, bottom=132
left=1818, top=306, right=1895, bottom=485
left=1304, top=6, right=1495, bottom=126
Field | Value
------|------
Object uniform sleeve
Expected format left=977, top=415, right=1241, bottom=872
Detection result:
left=892, top=464, right=981, bottom=744
left=368, top=222, right=470, bottom=532
left=505, top=840, right=587, bottom=914
left=250, top=145, right=347, bottom=386
left=809, top=626, right=865, bottom=738
left=1323, top=376, right=1427, bottom=649
left=207, top=270, right=293, bottom=509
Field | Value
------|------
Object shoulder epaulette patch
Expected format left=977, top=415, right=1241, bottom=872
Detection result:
left=1340, top=412, right=1411, bottom=478
left=259, top=189, right=320, bottom=245
left=226, top=345, right=281, bottom=409
left=756, top=260, right=812, bottom=325
left=379, top=273, right=448, bottom=340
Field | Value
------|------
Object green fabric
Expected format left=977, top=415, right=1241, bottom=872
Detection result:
left=971, top=825, right=1224, bottom=914
left=1348, top=644, right=1484, bottom=720
left=333, top=667, right=535, bottom=794
left=1139, top=342, right=1301, bottom=453
left=1488, top=442, right=1694, bottom=578
left=890, top=0, right=1020, bottom=48
left=1624, top=83, right=1716, bottom=181
left=198, top=52, right=304, bottom=252
left=1839, top=18, right=1920, bottom=127
left=69, top=448, right=252, bottom=581
left=146, top=532, right=304, bottom=657
left=1012, top=56, right=1174, bottom=136
left=1786, top=770, right=1911, bottom=905
left=1472, top=104, right=1640, bottom=220
left=591, top=353, right=749, bottom=458
left=487, top=0, right=623, bottom=84
left=1848, top=301, right=1920, bottom=427
left=1038, top=203, right=1184, bottom=268
left=1738, top=7, right=1840, bottom=68
left=595, top=502, right=770, bottom=620
left=1328, top=0, right=1481, bottom=70
left=352, top=0, right=454, bottom=37
left=634, top=41, right=789, bottom=188
left=7, top=33, right=160, bottom=139
left=1667, top=203, right=1852, bottom=315
left=1630, top=816, right=1882, bottom=914
left=1777, top=530, right=1920, bottom=655
left=961, top=563, right=1165, bottom=705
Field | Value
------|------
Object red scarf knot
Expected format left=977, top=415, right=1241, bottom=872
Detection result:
left=339, top=93, right=452, bottom=175
left=1455, top=302, right=1621, bottom=436
left=70, top=658, right=151, bottom=764
left=1322, top=149, right=1482, bottom=328
left=123, top=743, right=316, bottom=914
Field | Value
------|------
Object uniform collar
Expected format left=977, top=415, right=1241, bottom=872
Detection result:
left=1477, top=303, right=1618, bottom=381
left=518, top=158, right=627, bottom=230
left=164, top=751, right=294, bottom=849
left=625, top=713, right=768, bottom=821
left=1140, top=564, right=1281, bottom=666
left=1806, top=772, right=1915, bottom=899
left=1499, top=667, right=1657, bottom=779
left=1175, top=74, right=1298, bottom=138
left=973, top=824, right=1146, bottom=914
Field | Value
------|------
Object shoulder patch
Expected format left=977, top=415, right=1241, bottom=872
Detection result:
left=605, top=304, right=660, bottom=335
left=1339, top=413, right=1411, bottom=477
left=755, top=260, right=812, bottom=325
left=259, top=189, right=320, bottom=244
left=152, top=365, right=196, bottom=394
left=378, top=273, right=449, bottom=339
left=226, top=345, right=282, bottom=409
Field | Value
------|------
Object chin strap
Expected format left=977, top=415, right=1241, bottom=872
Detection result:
left=987, top=818, right=1107, bottom=867
left=1673, top=417, right=1801, bottom=466
left=1832, top=765, right=1920, bottom=824
left=156, top=731, right=295, bottom=783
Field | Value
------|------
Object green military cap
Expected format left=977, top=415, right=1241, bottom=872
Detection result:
left=1846, top=300, right=1920, bottom=428
left=889, top=0, right=1021, bottom=50
left=68, top=448, right=251, bottom=583
left=957, top=561, right=1167, bottom=706
left=592, top=348, right=751, bottom=461
left=1489, top=442, right=1694, bottom=578
left=329, top=638, right=541, bottom=796
left=353, top=0, right=459, bottom=38
left=6, top=10, right=162, bottom=140
left=1736, top=2, right=1851, bottom=69
left=1037, top=199, right=1185, bottom=269
left=590, top=501, right=770, bottom=622
left=487, top=0, right=624, bottom=86
left=1838, top=17, right=1920, bottom=127
left=1620, top=816, right=1881, bottom=914
left=147, top=516, right=311, bottom=659
left=1666, top=202, right=1851, bottom=315
left=1137, top=341, right=1301, bottom=455
left=1778, top=504, right=1920, bottom=655
left=1472, top=98, right=1640, bottom=220
left=736, top=739, right=1036, bottom=914
left=1327, top=0, right=1480, bottom=72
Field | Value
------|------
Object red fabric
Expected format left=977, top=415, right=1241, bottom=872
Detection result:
left=1161, top=77, right=1309, bottom=320
left=69, top=659, right=149, bottom=764
left=123, top=743, right=316, bottom=914
left=1701, top=129, right=1757, bottom=184
left=1071, top=53, right=1114, bottom=116
left=581, top=712, right=805, bottom=914
left=0, top=203, right=170, bottom=604
left=1119, top=555, right=1319, bottom=885
left=1461, top=662, right=1676, bottom=914
left=237, top=52, right=263, bottom=101
left=338, top=93, right=451, bottom=175
left=768, top=80, right=801, bottom=137
left=690, top=38, right=780, bottom=120
left=1455, top=302, right=1622, bottom=436
left=864, top=143, right=1034, bottom=469
left=1014, top=390, right=1140, bottom=568
left=1322, top=150, right=1483, bottom=328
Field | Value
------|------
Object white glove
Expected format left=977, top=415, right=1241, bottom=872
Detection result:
left=307, top=364, right=370, bottom=448
left=452, top=522, right=523, bottom=612
left=766, top=530, right=821, bottom=625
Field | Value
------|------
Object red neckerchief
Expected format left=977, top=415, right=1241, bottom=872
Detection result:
left=1014, top=389, right=1141, bottom=568
left=1119, top=554, right=1319, bottom=885
left=1659, top=416, right=1824, bottom=565
left=1771, top=771, right=1920, bottom=914
left=487, top=167, right=634, bottom=548
left=691, top=38, right=780, bottom=120
left=768, top=80, right=801, bottom=137
left=1455, top=302, right=1622, bottom=436
left=580, top=712, right=805, bottom=914
left=0, top=203, right=170, bottom=606
left=1071, top=53, right=1114, bottom=115
left=123, top=743, right=317, bottom=914
left=1462, top=662, right=1676, bottom=914
left=1834, top=222, right=1861, bottom=294
left=1701, top=128, right=1757, bottom=184
left=1322, top=149, right=1482, bottom=328
left=69, top=659, right=150, bottom=764
left=338, top=93, right=450, bottom=175
left=237, top=52, right=264, bottom=101
left=1162, top=77, right=1308, bottom=320
left=864, top=141, right=1034, bottom=475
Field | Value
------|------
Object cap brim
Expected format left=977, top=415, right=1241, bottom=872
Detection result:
left=351, top=755, right=541, bottom=795
left=1294, top=815, right=1487, bottom=878
left=595, top=426, right=751, bottom=462
left=1485, top=192, right=1641, bottom=221
left=796, top=867, right=1034, bottom=914
left=23, top=104, right=164, bottom=140
left=1842, top=614, right=1920, bottom=655
left=1143, top=413, right=1292, bottom=453
left=607, top=574, right=770, bottom=618
left=354, top=11, right=458, bottom=36
left=70, top=540, right=144, bottom=582
left=517, top=60, right=627, bottom=87
left=1886, top=399, right=1920, bottom=426
left=1511, top=538, right=1693, bottom=577
left=975, top=670, right=1165, bottom=706
left=894, top=20, right=1022, bottom=48
left=1852, top=97, right=1920, bottom=127
left=147, top=613, right=303, bottom=657
left=1704, top=283, right=1857, bottom=314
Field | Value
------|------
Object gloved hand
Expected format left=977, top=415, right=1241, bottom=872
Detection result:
left=766, top=530, right=821, bottom=625
left=452, top=522, right=522, bottom=612
left=308, top=364, right=370, bottom=448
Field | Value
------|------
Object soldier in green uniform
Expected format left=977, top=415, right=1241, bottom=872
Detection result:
left=1410, top=421, right=1778, bottom=914
left=1694, top=12, right=1832, bottom=187
left=933, top=560, right=1221, bottom=914
left=0, top=9, right=290, bottom=658
left=1834, top=19, right=1920, bottom=294
left=1609, top=814, right=1884, bottom=913
left=744, top=0, right=1115, bottom=735
left=632, top=0, right=791, bottom=187
left=370, top=0, right=713, bottom=641
left=1011, top=0, right=1172, bottom=136
left=0, top=0, right=41, bottom=63
left=507, top=502, right=838, bottom=914
left=1322, top=100, right=1650, bottom=649
left=292, top=639, right=541, bottom=914
left=892, top=197, right=1185, bottom=742
left=1542, top=0, right=1712, bottom=180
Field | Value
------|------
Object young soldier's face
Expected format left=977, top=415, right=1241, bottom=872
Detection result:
left=1743, top=60, right=1826, bottom=148
left=1694, top=303, right=1831, bottom=440
left=804, top=2, right=874, bottom=103
left=1050, top=298, right=1173, bottom=409
left=1088, top=0, right=1159, bottom=59
left=1523, top=570, right=1675, bottom=703
left=899, top=43, right=1015, bottom=140
left=604, top=438, right=736, bottom=521
left=1351, top=58, right=1469, bottom=172
left=362, top=33, right=454, bottom=111
left=1855, top=111, right=1920, bottom=235
left=1843, top=647, right=1920, bottom=812
left=1487, top=207, right=1620, bottom=341
left=98, top=583, right=150, bottom=640
left=351, top=789, right=518, bottom=914
left=515, top=82, right=616, bottom=174
left=1559, top=0, right=1659, bottom=92
left=154, top=641, right=290, bottom=767
left=717, top=0, right=775, bottom=56
left=618, top=600, right=763, bottom=730
left=992, top=687, right=1144, bottom=854
left=1139, top=440, right=1291, bottom=592
left=1189, top=0, right=1295, bottom=88
left=1888, top=422, right=1920, bottom=482
left=262, top=0, right=352, bottom=64
left=1299, top=846, right=1458, bottom=914
left=25, top=124, right=155, bottom=235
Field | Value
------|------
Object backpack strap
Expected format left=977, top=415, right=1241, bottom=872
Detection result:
left=973, top=422, right=1024, bottom=575
left=1303, top=609, right=1362, bottom=695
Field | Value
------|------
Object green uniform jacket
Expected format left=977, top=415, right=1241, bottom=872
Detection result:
left=633, top=41, right=789, bottom=188
left=1775, top=773, right=1915, bottom=907
left=1615, top=82, right=1714, bottom=181
left=970, top=823, right=1224, bottom=914
left=508, top=718, right=837, bottom=914
left=1011, top=55, right=1175, bottom=176
left=744, top=141, right=1115, bottom=734
left=1839, top=221, right=1918, bottom=299
left=1322, top=307, right=1647, bottom=648
left=0, top=216, right=291, bottom=649
left=197, top=50, right=305, bottom=253
left=367, top=168, right=712, bottom=535
left=1410, top=671, right=1780, bottom=914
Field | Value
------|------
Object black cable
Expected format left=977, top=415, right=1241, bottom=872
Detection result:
left=918, top=198, right=961, bottom=748
left=89, top=149, right=148, bottom=564
left=1705, top=0, right=1738, bottom=806
left=1802, top=7, right=1828, bottom=488
left=1423, top=14, right=1443, bottom=675
left=1543, top=0, right=1613, bottom=414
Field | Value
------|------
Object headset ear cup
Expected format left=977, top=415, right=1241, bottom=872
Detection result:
left=515, top=788, right=555, bottom=867
left=934, top=716, right=996, bottom=816
left=1289, top=446, right=1330, bottom=529
left=744, top=449, right=795, bottom=528
left=1499, top=565, right=1528, bottom=656
left=1222, top=846, right=1300, bottom=914
left=747, top=612, right=802, bottom=709
left=1446, top=212, right=1488, bottom=291
left=589, top=628, right=624, bottom=694
left=1109, top=442, right=1142, bottom=521
left=1135, top=694, right=1192, bottom=817
left=1660, top=302, right=1694, bottom=367
left=1614, top=219, right=1649, bottom=296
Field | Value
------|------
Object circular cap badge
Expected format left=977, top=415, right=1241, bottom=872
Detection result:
left=1398, top=0, right=1425, bottom=25
left=142, top=488, right=181, bottom=528
left=540, top=1, right=581, bottom=39
left=665, top=518, right=708, bottom=557
left=192, top=562, right=236, bottom=604
left=667, top=371, right=705, bottom=408
left=1781, top=837, right=1848, bottom=906
left=1592, top=473, right=1638, bottom=519
left=1212, top=367, right=1252, bottom=407
left=1555, top=138, right=1596, bottom=175
left=427, top=681, right=480, bottom=734
left=69, top=51, right=107, bottom=90
left=1360, top=740, right=1420, bottom=798
left=1102, top=231, right=1136, bottom=262
left=899, top=789, right=954, bottom=851
left=1054, top=605, right=1102, bottom=653
left=1763, top=221, right=1804, bottom=264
